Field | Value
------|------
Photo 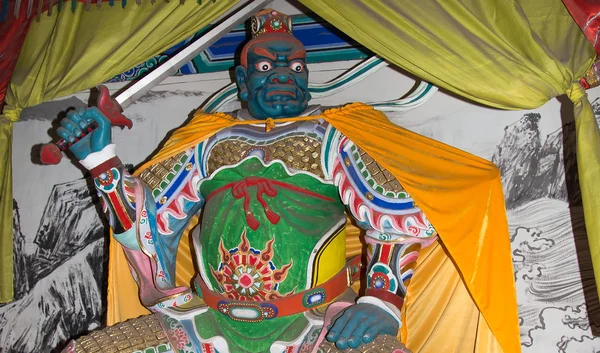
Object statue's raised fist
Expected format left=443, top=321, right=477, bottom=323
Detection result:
left=56, top=107, right=112, bottom=161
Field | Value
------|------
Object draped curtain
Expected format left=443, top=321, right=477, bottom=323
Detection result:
left=0, top=0, right=35, bottom=304
left=0, top=0, right=239, bottom=303
left=298, top=0, right=598, bottom=352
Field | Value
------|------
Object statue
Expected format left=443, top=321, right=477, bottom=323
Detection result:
left=56, top=8, right=516, bottom=353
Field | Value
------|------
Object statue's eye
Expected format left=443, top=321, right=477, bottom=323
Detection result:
left=256, top=61, right=273, bottom=72
left=290, top=62, right=304, bottom=72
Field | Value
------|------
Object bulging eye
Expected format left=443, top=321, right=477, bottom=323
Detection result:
left=256, top=61, right=273, bottom=72
left=290, top=62, right=304, bottom=72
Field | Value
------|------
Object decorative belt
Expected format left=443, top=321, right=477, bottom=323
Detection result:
left=195, top=256, right=362, bottom=323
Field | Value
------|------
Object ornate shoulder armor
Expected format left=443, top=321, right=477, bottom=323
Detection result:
left=137, top=147, right=203, bottom=235
left=325, top=125, right=435, bottom=238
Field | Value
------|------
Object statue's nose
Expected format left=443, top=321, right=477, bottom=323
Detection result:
left=271, top=71, right=294, bottom=84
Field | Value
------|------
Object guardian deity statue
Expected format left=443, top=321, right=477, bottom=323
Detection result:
left=57, top=9, right=515, bottom=353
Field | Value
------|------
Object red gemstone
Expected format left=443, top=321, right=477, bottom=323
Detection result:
left=238, top=273, right=254, bottom=288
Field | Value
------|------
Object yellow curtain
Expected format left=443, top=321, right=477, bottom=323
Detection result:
left=5, top=0, right=238, bottom=114
left=299, top=0, right=599, bottom=351
left=0, top=115, right=14, bottom=303
left=402, top=240, right=504, bottom=353
left=0, top=0, right=238, bottom=304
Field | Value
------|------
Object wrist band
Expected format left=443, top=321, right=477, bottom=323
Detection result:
left=365, top=288, right=404, bottom=312
left=80, top=144, right=117, bottom=169
left=90, top=156, right=123, bottom=179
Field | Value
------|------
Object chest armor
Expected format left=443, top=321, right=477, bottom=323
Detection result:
left=202, top=120, right=328, bottom=179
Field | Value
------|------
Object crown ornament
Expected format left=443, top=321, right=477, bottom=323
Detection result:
left=250, top=9, right=294, bottom=38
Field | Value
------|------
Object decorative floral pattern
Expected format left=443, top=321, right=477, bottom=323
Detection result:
left=149, top=292, right=193, bottom=313
left=367, top=263, right=398, bottom=293
left=298, top=325, right=321, bottom=353
left=170, top=328, right=189, bottom=350
left=163, top=317, right=194, bottom=353
left=210, top=229, right=294, bottom=300
left=94, top=168, right=119, bottom=192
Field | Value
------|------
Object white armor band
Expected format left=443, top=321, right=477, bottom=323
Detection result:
left=80, top=144, right=117, bottom=170
left=356, top=295, right=402, bottom=325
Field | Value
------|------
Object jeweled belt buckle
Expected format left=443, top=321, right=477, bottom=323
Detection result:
left=217, top=300, right=278, bottom=323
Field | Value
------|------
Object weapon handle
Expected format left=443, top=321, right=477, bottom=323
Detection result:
left=39, top=85, right=133, bottom=165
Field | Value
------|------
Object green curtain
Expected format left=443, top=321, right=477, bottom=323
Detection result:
left=299, top=0, right=598, bottom=352
left=0, top=0, right=238, bottom=303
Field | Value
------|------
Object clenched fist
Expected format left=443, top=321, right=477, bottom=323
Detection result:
left=56, top=107, right=112, bottom=161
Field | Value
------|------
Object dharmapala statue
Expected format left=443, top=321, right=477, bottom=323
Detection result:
left=57, top=9, right=518, bottom=353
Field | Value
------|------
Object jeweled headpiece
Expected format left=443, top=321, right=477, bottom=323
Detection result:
left=250, top=9, right=293, bottom=38
left=240, top=9, right=302, bottom=68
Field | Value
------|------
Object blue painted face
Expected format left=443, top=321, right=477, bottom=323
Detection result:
left=235, top=38, right=311, bottom=119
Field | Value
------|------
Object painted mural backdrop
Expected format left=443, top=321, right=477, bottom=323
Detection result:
left=493, top=103, right=600, bottom=352
left=2, top=78, right=600, bottom=352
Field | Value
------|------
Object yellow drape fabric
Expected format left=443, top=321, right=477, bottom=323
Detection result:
left=325, top=105, right=517, bottom=353
left=298, top=0, right=593, bottom=110
left=403, top=240, right=503, bottom=353
left=5, top=0, right=239, bottom=118
left=107, top=104, right=517, bottom=353
left=2, top=0, right=238, bottom=305
left=570, top=84, right=600, bottom=295
left=0, top=114, right=16, bottom=303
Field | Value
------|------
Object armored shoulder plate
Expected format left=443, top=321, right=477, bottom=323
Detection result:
left=138, top=151, right=192, bottom=200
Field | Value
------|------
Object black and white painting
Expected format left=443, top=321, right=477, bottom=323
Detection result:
left=3, top=62, right=600, bottom=352
left=0, top=97, right=107, bottom=353
left=493, top=103, right=600, bottom=352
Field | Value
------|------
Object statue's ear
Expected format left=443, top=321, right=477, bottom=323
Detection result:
left=235, top=66, right=249, bottom=101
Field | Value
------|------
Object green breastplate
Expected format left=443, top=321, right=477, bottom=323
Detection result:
left=197, top=157, right=346, bottom=299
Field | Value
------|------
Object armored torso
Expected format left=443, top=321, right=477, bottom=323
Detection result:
left=109, top=106, right=434, bottom=353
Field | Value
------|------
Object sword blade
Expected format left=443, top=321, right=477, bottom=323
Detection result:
left=114, top=0, right=272, bottom=109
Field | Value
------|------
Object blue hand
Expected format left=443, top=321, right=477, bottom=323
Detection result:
left=326, top=303, right=399, bottom=349
left=56, top=107, right=112, bottom=160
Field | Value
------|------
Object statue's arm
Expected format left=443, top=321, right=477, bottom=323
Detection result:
left=56, top=107, right=205, bottom=297
left=91, top=148, right=137, bottom=235
left=323, top=125, right=437, bottom=348
left=54, top=107, right=136, bottom=232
